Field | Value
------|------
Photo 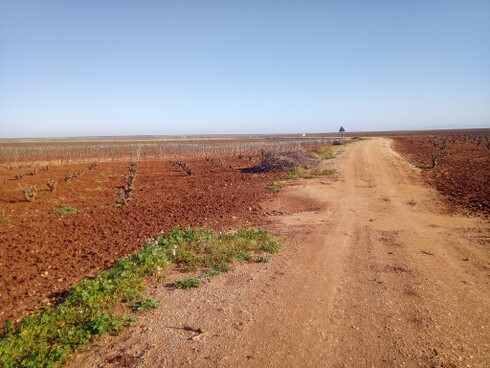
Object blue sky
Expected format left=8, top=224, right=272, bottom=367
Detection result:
left=1, top=0, right=489, bottom=138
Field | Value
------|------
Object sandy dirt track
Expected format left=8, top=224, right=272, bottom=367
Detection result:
left=70, top=138, right=490, bottom=368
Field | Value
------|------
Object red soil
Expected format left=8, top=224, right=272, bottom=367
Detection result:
left=2, top=132, right=487, bottom=330
left=0, top=156, right=279, bottom=326
left=392, top=132, right=490, bottom=217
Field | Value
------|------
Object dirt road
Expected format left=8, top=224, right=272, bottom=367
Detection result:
left=70, top=138, right=490, bottom=367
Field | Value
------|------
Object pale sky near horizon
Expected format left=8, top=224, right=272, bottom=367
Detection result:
left=1, top=0, right=489, bottom=138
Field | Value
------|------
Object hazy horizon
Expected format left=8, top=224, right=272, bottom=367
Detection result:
left=2, top=124, right=490, bottom=140
left=1, top=1, right=489, bottom=139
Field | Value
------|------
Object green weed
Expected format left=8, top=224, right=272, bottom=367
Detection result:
left=52, top=206, right=79, bottom=215
left=285, top=166, right=337, bottom=180
left=205, top=268, right=221, bottom=277
left=0, top=227, right=280, bottom=367
left=0, top=239, right=169, bottom=367
left=314, top=145, right=335, bottom=159
left=2, top=321, right=13, bottom=334
left=234, top=251, right=251, bottom=261
left=266, top=181, right=284, bottom=192
left=158, top=228, right=280, bottom=272
left=214, top=262, right=231, bottom=272
left=303, top=168, right=337, bottom=179
left=130, top=298, right=160, bottom=312
left=284, top=166, right=307, bottom=179
left=174, top=278, right=201, bottom=289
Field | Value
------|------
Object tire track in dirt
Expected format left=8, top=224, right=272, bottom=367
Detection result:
left=69, top=138, right=490, bottom=367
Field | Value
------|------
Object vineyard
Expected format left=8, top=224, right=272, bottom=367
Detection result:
left=0, top=137, right=330, bottom=165
left=0, top=136, right=334, bottom=327
left=392, top=130, right=490, bottom=216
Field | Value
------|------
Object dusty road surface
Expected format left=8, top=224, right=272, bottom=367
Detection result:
left=70, top=138, right=490, bottom=368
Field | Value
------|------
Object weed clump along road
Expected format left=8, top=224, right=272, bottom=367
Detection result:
left=0, top=227, right=280, bottom=367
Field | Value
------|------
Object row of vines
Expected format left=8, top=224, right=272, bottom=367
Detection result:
left=0, top=138, right=334, bottom=166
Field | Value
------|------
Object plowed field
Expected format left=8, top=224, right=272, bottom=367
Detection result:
left=0, top=156, right=279, bottom=326
left=392, top=132, right=490, bottom=217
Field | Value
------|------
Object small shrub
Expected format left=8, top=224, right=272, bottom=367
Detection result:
left=46, top=179, right=57, bottom=192
left=171, top=160, right=192, bottom=175
left=20, top=184, right=38, bottom=202
left=117, top=162, right=138, bottom=205
left=14, top=173, right=24, bottom=180
left=64, top=173, right=73, bottom=182
left=174, top=278, right=201, bottom=289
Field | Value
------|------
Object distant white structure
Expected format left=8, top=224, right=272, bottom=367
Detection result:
left=302, top=133, right=306, bottom=137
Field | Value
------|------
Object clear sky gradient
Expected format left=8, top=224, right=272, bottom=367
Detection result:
left=1, top=0, right=489, bottom=138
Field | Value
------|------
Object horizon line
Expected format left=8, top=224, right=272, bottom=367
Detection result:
left=2, top=127, right=490, bottom=142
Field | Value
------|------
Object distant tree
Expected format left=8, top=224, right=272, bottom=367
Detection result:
left=339, top=126, right=345, bottom=141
